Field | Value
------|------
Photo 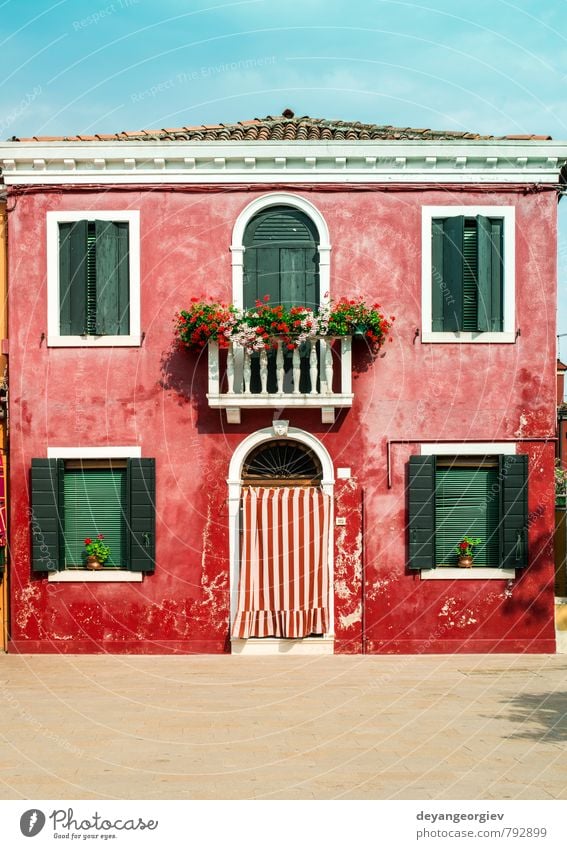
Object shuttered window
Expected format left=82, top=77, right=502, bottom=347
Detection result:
left=59, top=220, right=130, bottom=336
left=63, top=465, right=127, bottom=568
left=408, top=454, right=528, bottom=570
left=31, top=457, right=156, bottom=573
left=243, top=206, right=320, bottom=309
left=435, top=461, right=499, bottom=566
left=432, top=216, right=503, bottom=332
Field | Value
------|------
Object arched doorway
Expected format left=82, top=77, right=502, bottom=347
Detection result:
left=228, top=427, right=335, bottom=654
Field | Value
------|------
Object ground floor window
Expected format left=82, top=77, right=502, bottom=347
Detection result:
left=62, top=460, right=127, bottom=568
left=31, top=456, right=155, bottom=573
left=408, top=453, right=528, bottom=571
left=435, top=457, right=500, bottom=567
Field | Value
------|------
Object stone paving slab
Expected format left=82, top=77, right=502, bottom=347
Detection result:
left=0, top=653, right=566, bottom=800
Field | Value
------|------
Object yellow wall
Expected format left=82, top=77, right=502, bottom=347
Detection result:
left=0, top=199, right=7, bottom=651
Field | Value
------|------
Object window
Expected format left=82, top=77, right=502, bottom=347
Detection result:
left=421, top=206, right=515, bottom=343
left=46, top=211, right=140, bottom=346
left=31, top=455, right=155, bottom=574
left=408, top=453, right=528, bottom=571
left=243, top=205, right=320, bottom=309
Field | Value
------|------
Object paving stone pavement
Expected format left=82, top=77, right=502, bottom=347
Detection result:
left=0, top=653, right=566, bottom=800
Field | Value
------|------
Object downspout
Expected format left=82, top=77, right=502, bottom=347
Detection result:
left=361, top=486, right=366, bottom=654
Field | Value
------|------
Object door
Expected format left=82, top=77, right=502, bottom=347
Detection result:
left=232, top=440, right=331, bottom=639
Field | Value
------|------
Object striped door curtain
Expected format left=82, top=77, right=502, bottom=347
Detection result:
left=232, top=487, right=331, bottom=639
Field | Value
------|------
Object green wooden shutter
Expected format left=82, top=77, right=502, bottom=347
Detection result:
left=500, top=454, right=528, bottom=568
left=243, top=206, right=319, bottom=309
left=59, top=221, right=88, bottom=335
left=441, top=216, right=464, bottom=331
left=63, top=468, right=126, bottom=567
left=462, top=221, right=478, bottom=331
left=128, top=458, right=155, bottom=572
left=95, top=221, right=130, bottom=335
left=31, top=459, right=62, bottom=572
left=432, top=218, right=464, bottom=331
left=431, top=221, right=445, bottom=331
left=477, top=216, right=503, bottom=332
left=435, top=466, right=499, bottom=566
left=408, top=455, right=436, bottom=569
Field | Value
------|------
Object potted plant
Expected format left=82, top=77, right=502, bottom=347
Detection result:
left=175, top=295, right=394, bottom=353
left=455, top=536, right=481, bottom=568
left=555, top=460, right=567, bottom=509
left=326, top=297, right=395, bottom=349
left=84, top=534, right=111, bottom=570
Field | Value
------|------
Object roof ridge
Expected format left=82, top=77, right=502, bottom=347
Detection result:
left=8, top=113, right=553, bottom=143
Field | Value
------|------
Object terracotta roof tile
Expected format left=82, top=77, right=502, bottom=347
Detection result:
left=8, top=113, right=553, bottom=143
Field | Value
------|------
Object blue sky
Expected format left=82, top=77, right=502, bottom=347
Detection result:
left=1, top=0, right=566, bottom=349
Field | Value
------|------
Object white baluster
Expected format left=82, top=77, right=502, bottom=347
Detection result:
left=309, top=339, right=318, bottom=395
left=243, top=349, right=252, bottom=395
left=226, top=343, right=235, bottom=394
left=292, top=347, right=301, bottom=394
left=325, top=338, right=334, bottom=395
left=260, top=348, right=268, bottom=394
left=208, top=340, right=219, bottom=398
left=341, top=336, right=352, bottom=395
left=276, top=340, right=284, bottom=394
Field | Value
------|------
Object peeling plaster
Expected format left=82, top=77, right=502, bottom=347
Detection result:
left=339, top=605, right=362, bottom=630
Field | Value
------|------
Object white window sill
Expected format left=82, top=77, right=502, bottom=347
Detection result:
left=47, top=334, right=141, bottom=348
left=421, top=331, right=516, bottom=344
left=48, top=570, right=143, bottom=582
left=421, top=567, right=516, bottom=580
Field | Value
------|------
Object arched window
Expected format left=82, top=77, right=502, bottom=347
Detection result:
left=243, top=206, right=320, bottom=309
left=242, top=439, right=323, bottom=486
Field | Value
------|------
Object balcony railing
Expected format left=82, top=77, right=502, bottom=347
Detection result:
left=207, top=336, right=354, bottom=423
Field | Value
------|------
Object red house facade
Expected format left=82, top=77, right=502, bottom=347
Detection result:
left=1, top=114, right=565, bottom=655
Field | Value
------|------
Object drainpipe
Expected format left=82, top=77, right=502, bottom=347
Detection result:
left=361, top=486, right=367, bottom=654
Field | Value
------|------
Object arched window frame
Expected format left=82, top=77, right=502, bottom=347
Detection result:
left=230, top=193, right=331, bottom=309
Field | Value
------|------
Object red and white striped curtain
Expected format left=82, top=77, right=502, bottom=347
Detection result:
left=232, top=487, right=331, bottom=639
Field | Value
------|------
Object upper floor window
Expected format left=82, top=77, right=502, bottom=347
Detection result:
left=421, top=206, right=515, bottom=343
left=46, top=211, right=141, bottom=347
left=243, top=205, right=320, bottom=309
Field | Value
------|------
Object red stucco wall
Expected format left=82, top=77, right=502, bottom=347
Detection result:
left=7, top=185, right=558, bottom=653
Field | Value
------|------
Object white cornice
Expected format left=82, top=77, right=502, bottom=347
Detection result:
left=0, top=139, right=565, bottom=185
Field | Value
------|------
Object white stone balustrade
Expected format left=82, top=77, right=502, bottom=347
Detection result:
left=207, top=336, right=354, bottom=423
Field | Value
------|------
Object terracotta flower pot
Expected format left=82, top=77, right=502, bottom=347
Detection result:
left=457, top=555, right=473, bottom=568
left=86, top=554, right=103, bottom=570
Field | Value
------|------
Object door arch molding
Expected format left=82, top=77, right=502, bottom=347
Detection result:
left=227, top=427, right=335, bottom=641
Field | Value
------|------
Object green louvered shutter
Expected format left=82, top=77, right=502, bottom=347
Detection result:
left=243, top=206, right=319, bottom=308
left=432, top=217, right=464, bottom=331
left=435, top=465, right=500, bottom=566
left=462, top=220, right=478, bottom=331
left=128, top=458, right=155, bottom=572
left=95, top=221, right=130, bottom=335
left=408, top=455, right=436, bottom=569
left=31, top=459, right=62, bottom=572
left=477, top=216, right=503, bottom=332
left=59, top=221, right=88, bottom=335
left=500, top=455, right=528, bottom=568
left=62, top=468, right=126, bottom=567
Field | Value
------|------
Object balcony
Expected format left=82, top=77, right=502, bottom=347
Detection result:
left=207, top=336, right=354, bottom=423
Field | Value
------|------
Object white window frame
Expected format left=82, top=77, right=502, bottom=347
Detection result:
left=419, top=442, right=517, bottom=580
left=421, top=205, right=516, bottom=343
left=230, top=193, right=331, bottom=309
left=46, top=210, right=141, bottom=347
left=46, top=445, right=142, bottom=582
